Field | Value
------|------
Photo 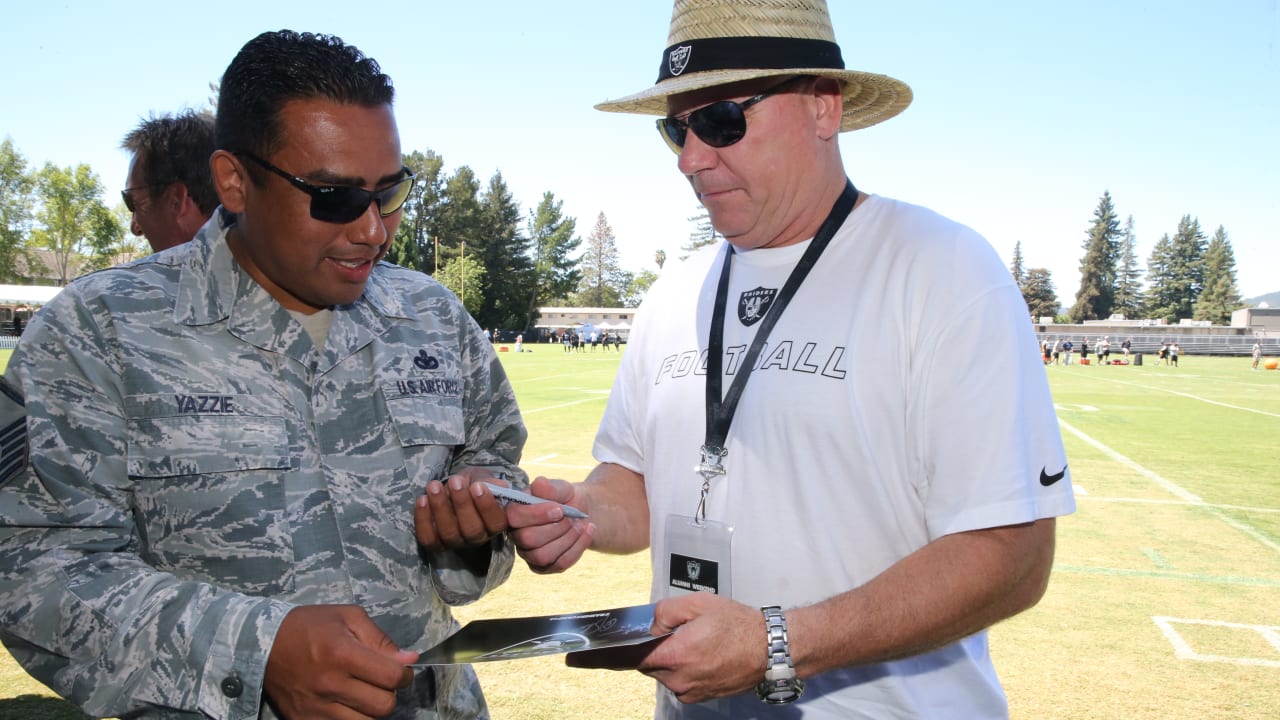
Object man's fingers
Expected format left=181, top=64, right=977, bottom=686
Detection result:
left=514, top=521, right=594, bottom=573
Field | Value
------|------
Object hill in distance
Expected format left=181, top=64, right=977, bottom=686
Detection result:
left=1244, top=290, right=1280, bottom=308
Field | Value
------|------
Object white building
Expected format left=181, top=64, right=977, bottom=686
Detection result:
left=534, top=306, right=635, bottom=340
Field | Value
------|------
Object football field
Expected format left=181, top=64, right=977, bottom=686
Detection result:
left=0, top=346, right=1277, bottom=718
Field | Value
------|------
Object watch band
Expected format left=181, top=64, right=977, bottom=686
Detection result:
left=756, top=605, right=804, bottom=704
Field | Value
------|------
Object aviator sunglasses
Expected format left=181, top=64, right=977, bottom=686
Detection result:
left=657, top=75, right=810, bottom=155
left=239, top=152, right=417, bottom=224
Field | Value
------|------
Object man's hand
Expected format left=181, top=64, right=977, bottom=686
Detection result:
left=506, top=476, right=594, bottom=574
left=414, top=467, right=511, bottom=551
left=264, top=605, right=419, bottom=719
left=633, top=593, right=764, bottom=704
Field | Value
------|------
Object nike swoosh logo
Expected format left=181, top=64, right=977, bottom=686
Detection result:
left=1040, top=465, right=1067, bottom=486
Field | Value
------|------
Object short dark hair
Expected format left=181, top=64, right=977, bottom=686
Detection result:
left=121, top=110, right=218, bottom=214
left=215, top=30, right=395, bottom=166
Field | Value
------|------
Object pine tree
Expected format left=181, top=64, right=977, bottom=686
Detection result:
left=573, top=212, right=627, bottom=307
left=1143, top=232, right=1177, bottom=321
left=387, top=149, right=445, bottom=273
left=1113, top=215, right=1143, bottom=318
left=1192, top=225, right=1242, bottom=324
left=525, top=192, right=581, bottom=329
left=1165, top=215, right=1207, bottom=321
left=1008, top=241, right=1026, bottom=287
left=1070, top=191, right=1121, bottom=323
left=474, top=171, right=531, bottom=329
left=681, top=207, right=720, bottom=259
left=1021, top=268, right=1058, bottom=321
left=433, top=166, right=483, bottom=275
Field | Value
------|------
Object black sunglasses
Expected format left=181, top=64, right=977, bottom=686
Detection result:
left=657, top=76, right=810, bottom=155
left=120, top=182, right=171, bottom=213
left=239, top=152, right=416, bottom=224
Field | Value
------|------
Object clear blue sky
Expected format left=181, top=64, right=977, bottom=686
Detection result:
left=2, top=0, right=1277, bottom=303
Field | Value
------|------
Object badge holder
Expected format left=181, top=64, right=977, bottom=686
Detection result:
left=662, top=513, right=733, bottom=599
left=662, top=450, right=734, bottom=599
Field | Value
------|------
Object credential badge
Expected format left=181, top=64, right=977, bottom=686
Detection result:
left=738, top=287, right=778, bottom=327
left=669, top=46, right=692, bottom=76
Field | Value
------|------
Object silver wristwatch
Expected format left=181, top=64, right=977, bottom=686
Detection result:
left=756, top=605, right=804, bottom=704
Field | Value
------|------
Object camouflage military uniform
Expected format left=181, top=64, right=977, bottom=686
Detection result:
left=0, top=214, right=526, bottom=719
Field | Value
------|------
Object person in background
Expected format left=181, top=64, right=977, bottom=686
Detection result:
left=1253, top=340, right=1262, bottom=370
left=506, top=1, right=1073, bottom=717
left=0, top=30, right=525, bottom=720
left=121, top=109, right=219, bottom=252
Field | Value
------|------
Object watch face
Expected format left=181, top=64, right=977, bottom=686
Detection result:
left=757, top=678, right=804, bottom=704
left=766, top=688, right=798, bottom=703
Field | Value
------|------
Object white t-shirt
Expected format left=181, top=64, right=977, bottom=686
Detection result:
left=594, top=195, right=1075, bottom=719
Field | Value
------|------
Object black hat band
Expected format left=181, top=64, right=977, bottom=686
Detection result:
left=657, top=36, right=845, bottom=82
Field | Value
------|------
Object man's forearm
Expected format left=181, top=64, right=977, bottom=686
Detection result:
left=787, top=518, right=1056, bottom=677
left=580, top=462, right=651, bottom=555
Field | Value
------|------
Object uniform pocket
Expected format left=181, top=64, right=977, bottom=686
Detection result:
left=124, top=394, right=294, bottom=595
left=381, top=378, right=466, bottom=448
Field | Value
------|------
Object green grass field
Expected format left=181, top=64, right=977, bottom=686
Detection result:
left=1, top=345, right=1277, bottom=719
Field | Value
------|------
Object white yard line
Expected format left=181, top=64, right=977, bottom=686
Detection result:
left=1080, top=375, right=1280, bottom=419
left=1152, top=616, right=1280, bottom=668
left=1058, top=418, right=1280, bottom=556
left=521, top=396, right=608, bottom=414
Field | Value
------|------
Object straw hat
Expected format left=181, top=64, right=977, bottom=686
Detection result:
left=595, top=0, right=912, bottom=132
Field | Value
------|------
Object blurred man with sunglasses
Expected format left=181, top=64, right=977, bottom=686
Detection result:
left=0, top=30, right=525, bottom=720
left=508, top=1, right=1074, bottom=718
left=121, top=109, right=218, bottom=252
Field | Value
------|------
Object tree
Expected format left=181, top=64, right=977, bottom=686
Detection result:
left=79, top=203, right=127, bottom=274
left=1021, top=268, right=1058, bottom=321
left=1192, top=225, right=1242, bottom=324
left=31, top=162, right=112, bottom=285
left=1113, top=215, right=1143, bottom=318
left=1008, top=240, right=1026, bottom=287
left=680, top=207, right=719, bottom=259
left=1145, top=214, right=1207, bottom=323
left=524, top=192, right=581, bottom=328
left=1143, top=232, right=1178, bottom=322
left=0, top=138, right=37, bottom=283
left=434, top=251, right=487, bottom=318
left=432, top=166, right=483, bottom=275
left=1070, top=191, right=1121, bottom=323
left=623, top=268, right=658, bottom=307
left=573, top=212, right=627, bottom=307
left=387, top=149, right=445, bottom=273
left=473, top=172, right=532, bottom=330
left=621, top=246, right=671, bottom=307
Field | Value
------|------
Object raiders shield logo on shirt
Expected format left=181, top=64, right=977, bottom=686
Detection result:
left=738, top=287, right=777, bottom=327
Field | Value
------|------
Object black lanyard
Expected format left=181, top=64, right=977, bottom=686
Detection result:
left=698, top=180, right=858, bottom=479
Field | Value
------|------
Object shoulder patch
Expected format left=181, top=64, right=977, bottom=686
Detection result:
left=0, top=377, right=28, bottom=486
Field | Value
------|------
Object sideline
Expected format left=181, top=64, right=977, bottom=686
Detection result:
left=1058, top=418, right=1280, bottom=556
